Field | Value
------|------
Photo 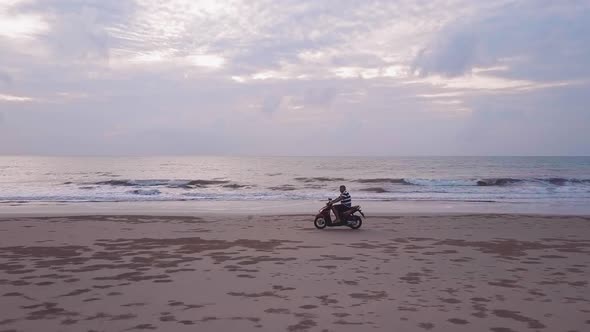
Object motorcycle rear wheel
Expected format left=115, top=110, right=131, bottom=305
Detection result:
left=348, top=216, right=362, bottom=229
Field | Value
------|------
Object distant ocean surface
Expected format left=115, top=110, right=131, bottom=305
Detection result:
left=1, top=156, right=589, bottom=205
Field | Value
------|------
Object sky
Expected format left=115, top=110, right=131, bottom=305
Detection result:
left=0, top=0, right=589, bottom=156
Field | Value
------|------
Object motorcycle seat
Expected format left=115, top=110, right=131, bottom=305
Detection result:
left=343, top=206, right=360, bottom=214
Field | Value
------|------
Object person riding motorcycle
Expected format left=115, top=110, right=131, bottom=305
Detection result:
left=330, top=185, right=352, bottom=224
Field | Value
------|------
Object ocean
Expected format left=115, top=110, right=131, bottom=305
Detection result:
left=1, top=156, right=589, bottom=208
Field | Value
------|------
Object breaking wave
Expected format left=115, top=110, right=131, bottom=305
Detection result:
left=92, top=179, right=233, bottom=188
left=354, top=177, right=590, bottom=187
left=475, top=178, right=523, bottom=186
left=128, top=189, right=161, bottom=196
left=475, top=177, right=590, bottom=186
left=269, top=185, right=298, bottom=191
left=295, top=177, right=346, bottom=183
left=355, top=178, right=410, bottom=184
left=359, top=187, right=391, bottom=193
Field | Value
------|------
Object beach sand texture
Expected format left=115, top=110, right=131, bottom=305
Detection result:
left=1, top=214, right=589, bottom=331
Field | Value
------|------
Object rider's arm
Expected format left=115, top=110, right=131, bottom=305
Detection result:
left=332, top=194, right=343, bottom=203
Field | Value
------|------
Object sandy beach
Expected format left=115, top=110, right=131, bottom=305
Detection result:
left=1, top=213, right=589, bottom=332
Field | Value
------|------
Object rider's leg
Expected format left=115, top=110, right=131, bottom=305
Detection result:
left=342, top=207, right=352, bottom=224
left=331, top=205, right=340, bottom=223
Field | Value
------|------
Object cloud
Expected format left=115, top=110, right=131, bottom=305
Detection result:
left=0, top=0, right=49, bottom=39
left=0, top=93, right=34, bottom=102
left=0, top=0, right=589, bottom=155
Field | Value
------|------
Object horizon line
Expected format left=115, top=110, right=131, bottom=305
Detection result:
left=1, top=154, right=589, bottom=158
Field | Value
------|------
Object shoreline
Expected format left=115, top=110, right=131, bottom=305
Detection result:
left=2, top=199, right=590, bottom=217
left=2, top=212, right=590, bottom=220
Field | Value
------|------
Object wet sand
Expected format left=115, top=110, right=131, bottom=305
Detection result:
left=1, top=214, right=589, bottom=331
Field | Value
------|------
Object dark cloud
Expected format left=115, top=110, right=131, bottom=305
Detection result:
left=302, top=87, right=337, bottom=107
left=0, top=71, right=12, bottom=86
left=414, top=28, right=480, bottom=76
left=261, top=94, right=283, bottom=114
left=414, top=1, right=590, bottom=80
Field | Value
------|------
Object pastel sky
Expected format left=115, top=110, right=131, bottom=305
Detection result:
left=0, top=0, right=588, bottom=156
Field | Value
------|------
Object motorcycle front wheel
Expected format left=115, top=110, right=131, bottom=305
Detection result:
left=314, top=217, right=327, bottom=229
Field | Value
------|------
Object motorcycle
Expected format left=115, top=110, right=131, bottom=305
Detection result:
left=313, top=199, right=365, bottom=229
